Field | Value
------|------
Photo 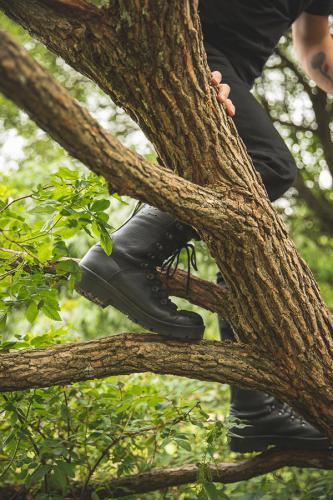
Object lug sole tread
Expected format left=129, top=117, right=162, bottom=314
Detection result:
left=75, top=266, right=204, bottom=341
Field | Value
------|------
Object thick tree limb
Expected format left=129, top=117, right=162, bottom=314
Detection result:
left=0, top=0, right=260, bottom=189
left=0, top=29, right=224, bottom=232
left=0, top=333, right=275, bottom=394
left=2, top=3, right=333, bottom=436
left=2, top=449, right=333, bottom=498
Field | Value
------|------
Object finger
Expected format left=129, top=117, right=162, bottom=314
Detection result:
left=225, top=99, right=236, bottom=117
left=211, top=71, right=222, bottom=86
left=217, top=83, right=231, bottom=103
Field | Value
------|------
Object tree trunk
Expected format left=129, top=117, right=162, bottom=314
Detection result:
left=0, top=0, right=333, bottom=443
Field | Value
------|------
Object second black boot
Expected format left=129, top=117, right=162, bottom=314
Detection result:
left=217, top=272, right=331, bottom=452
left=75, top=205, right=204, bottom=340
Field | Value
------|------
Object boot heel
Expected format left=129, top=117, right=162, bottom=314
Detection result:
left=75, top=266, right=110, bottom=308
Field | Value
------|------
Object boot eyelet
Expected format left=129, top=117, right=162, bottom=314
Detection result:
left=166, top=233, right=173, bottom=239
left=160, top=298, right=168, bottom=305
left=152, top=286, right=159, bottom=292
left=146, top=273, right=154, bottom=280
left=155, top=242, right=163, bottom=250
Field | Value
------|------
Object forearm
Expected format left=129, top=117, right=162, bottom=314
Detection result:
left=301, top=35, right=333, bottom=94
left=293, top=14, right=333, bottom=95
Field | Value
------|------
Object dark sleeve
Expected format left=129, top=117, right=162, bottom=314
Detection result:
left=304, top=0, right=333, bottom=15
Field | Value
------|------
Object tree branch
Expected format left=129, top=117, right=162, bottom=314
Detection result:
left=0, top=333, right=273, bottom=394
left=77, top=449, right=333, bottom=497
left=160, top=268, right=230, bottom=315
left=0, top=28, right=226, bottom=234
left=2, top=449, right=333, bottom=498
left=3, top=3, right=333, bottom=435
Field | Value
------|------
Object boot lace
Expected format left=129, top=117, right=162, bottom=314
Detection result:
left=161, top=243, right=198, bottom=294
left=143, top=242, right=198, bottom=307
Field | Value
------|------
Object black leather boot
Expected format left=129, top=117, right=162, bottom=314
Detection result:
left=217, top=272, right=331, bottom=452
left=76, top=205, right=204, bottom=340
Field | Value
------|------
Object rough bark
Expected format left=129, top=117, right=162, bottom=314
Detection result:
left=0, top=333, right=273, bottom=394
left=1, top=1, right=333, bottom=439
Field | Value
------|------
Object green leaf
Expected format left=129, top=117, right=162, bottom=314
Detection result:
left=42, top=304, right=62, bottom=321
left=91, top=199, right=110, bottom=212
left=25, top=301, right=38, bottom=324
left=0, top=312, right=7, bottom=329
left=27, top=464, right=51, bottom=485
left=53, top=240, right=68, bottom=259
left=51, top=465, right=68, bottom=493
left=37, top=242, right=53, bottom=262
left=91, top=219, right=100, bottom=238
left=55, top=259, right=80, bottom=275
left=56, top=166, right=79, bottom=180
left=177, top=439, right=192, bottom=451
left=100, top=230, right=112, bottom=256
left=57, top=461, right=75, bottom=477
left=202, top=482, right=221, bottom=500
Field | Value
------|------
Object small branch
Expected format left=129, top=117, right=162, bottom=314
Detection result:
left=0, top=333, right=272, bottom=394
left=2, top=449, right=333, bottom=498
left=83, top=448, right=333, bottom=497
left=160, top=268, right=231, bottom=316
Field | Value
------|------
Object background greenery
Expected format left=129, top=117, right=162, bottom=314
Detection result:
left=1, top=11, right=333, bottom=499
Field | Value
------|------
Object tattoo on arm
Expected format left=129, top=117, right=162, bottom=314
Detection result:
left=311, top=51, right=333, bottom=88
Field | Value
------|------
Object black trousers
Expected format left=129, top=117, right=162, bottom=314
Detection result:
left=205, top=41, right=297, bottom=202
left=205, top=42, right=298, bottom=341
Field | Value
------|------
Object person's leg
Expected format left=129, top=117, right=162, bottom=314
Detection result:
left=204, top=41, right=297, bottom=202
left=207, top=43, right=329, bottom=450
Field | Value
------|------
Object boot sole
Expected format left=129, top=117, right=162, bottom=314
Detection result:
left=75, top=265, right=204, bottom=341
left=229, top=433, right=331, bottom=453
